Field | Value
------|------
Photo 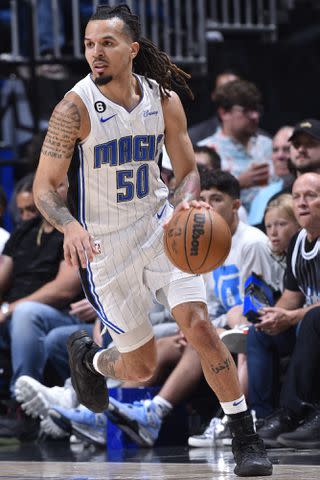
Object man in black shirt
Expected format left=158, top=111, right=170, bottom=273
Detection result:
left=0, top=183, right=88, bottom=440
left=247, top=172, right=320, bottom=447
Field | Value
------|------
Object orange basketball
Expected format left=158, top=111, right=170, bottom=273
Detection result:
left=164, top=207, right=231, bottom=274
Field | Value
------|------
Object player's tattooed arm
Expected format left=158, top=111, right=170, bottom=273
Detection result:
left=172, top=169, right=201, bottom=206
left=36, top=189, right=75, bottom=231
left=35, top=98, right=81, bottom=231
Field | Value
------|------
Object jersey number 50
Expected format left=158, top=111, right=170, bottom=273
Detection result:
left=116, top=164, right=149, bottom=202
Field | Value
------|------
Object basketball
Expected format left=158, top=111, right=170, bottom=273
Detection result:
left=164, top=207, right=231, bottom=274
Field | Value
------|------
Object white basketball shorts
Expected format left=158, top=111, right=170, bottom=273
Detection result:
left=80, top=201, right=207, bottom=352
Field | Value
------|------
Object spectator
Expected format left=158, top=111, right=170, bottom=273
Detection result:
left=221, top=193, right=300, bottom=397
left=248, top=126, right=294, bottom=226
left=0, top=179, right=87, bottom=441
left=274, top=309, right=320, bottom=449
left=193, top=145, right=221, bottom=170
left=248, top=173, right=320, bottom=447
left=8, top=173, right=39, bottom=226
left=162, top=145, right=222, bottom=204
left=198, top=79, right=273, bottom=212
left=14, top=302, right=101, bottom=440
left=188, top=69, right=240, bottom=144
left=289, top=118, right=320, bottom=176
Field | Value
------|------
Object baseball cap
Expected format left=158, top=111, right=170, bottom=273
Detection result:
left=289, top=118, right=320, bottom=142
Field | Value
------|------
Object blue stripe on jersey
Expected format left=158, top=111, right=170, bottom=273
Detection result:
left=77, top=144, right=124, bottom=335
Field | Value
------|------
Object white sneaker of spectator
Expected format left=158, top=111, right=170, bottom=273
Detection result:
left=15, top=375, right=78, bottom=439
left=39, top=415, right=69, bottom=439
left=220, top=324, right=250, bottom=354
left=188, top=415, right=232, bottom=447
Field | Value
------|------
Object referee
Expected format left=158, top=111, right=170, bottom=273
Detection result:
left=248, top=172, right=320, bottom=446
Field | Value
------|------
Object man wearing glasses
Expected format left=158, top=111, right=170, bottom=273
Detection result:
left=198, top=79, right=272, bottom=212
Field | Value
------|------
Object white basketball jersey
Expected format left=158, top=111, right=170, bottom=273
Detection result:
left=67, top=74, right=168, bottom=235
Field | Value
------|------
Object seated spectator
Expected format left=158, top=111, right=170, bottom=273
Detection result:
left=262, top=118, right=320, bottom=202
left=197, top=79, right=273, bottom=212
left=44, top=170, right=279, bottom=448
left=8, top=173, right=39, bottom=226
left=0, top=187, right=9, bottom=253
left=188, top=69, right=240, bottom=144
left=0, top=178, right=91, bottom=441
left=162, top=145, right=222, bottom=205
left=221, top=193, right=299, bottom=398
left=14, top=306, right=102, bottom=440
left=273, top=308, right=320, bottom=449
left=289, top=118, right=320, bottom=176
left=193, top=145, right=221, bottom=170
left=248, top=126, right=294, bottom=226
left=14, top=304, right=180, bottom=442
left=247, top=173, right=320, bottom=447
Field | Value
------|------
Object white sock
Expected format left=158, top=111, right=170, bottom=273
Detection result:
left=92, top=349, right=105, bottom=376
left=152, top=395, right=173, bottom=419
left=220, top=395, right=247, bottom=415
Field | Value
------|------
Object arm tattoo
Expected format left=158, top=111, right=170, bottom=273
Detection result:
left=37, top=190, right=75, bottom=231
left=41, top=99, right=80, bottom=160
left=97, top=347, right=121, bottom=379
left=210, top=357, right=231, bottom=375
left=37, top=99, right=81, bottom=230
left=172, top=170, right=200, bottom=206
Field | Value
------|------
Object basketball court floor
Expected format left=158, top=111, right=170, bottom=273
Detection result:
left=0, top=440, right=319, bottom=479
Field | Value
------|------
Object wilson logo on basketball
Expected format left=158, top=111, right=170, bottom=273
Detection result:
left=190, top=213, right=206, bottom=256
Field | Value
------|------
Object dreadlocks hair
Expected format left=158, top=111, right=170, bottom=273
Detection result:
left=89, top=4, right=193, bottom=99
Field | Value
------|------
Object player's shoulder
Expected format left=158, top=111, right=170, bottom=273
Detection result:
left=50, top=90, right=88, bottom=137
left=59, top=74, right=91, bottom=112
left=161, top=90, right=183, bottom=119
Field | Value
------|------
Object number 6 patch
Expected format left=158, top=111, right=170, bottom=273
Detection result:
left=94, top=101, right=106, bottom=113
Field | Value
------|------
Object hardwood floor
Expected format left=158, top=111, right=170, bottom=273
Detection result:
left=0, top=442, right=320, bottom=479
left=0, top=460, right=320, bottom=479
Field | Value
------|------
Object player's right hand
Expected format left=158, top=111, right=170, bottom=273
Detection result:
left=63, top=221, right=99, bottom=268
left=163, top=199, right=210, bottom=229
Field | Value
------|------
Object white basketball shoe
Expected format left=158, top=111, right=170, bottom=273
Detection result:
left=15, top=376, right=78, bottom=439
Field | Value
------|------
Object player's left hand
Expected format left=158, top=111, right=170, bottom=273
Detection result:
left=163, top=199, right=211, bottom=229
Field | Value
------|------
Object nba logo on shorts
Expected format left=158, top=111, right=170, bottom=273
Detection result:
left=94, top=239, right=102, bottom=254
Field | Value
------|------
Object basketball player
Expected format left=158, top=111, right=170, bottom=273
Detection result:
left=33, top=5, right=271, bottom=476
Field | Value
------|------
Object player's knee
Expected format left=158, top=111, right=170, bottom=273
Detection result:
left=182, top=307, right=219, bottom=351
left=190, top=318, right=214, bottom=343
left=182, top=303, right=210, bottom=333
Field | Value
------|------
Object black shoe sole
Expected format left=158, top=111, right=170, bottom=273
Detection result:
left=234, top=461, right=273, bottom=477
left=106, top=405, right=154, bottom=447
left=67, top=330, right=109, bottom=413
